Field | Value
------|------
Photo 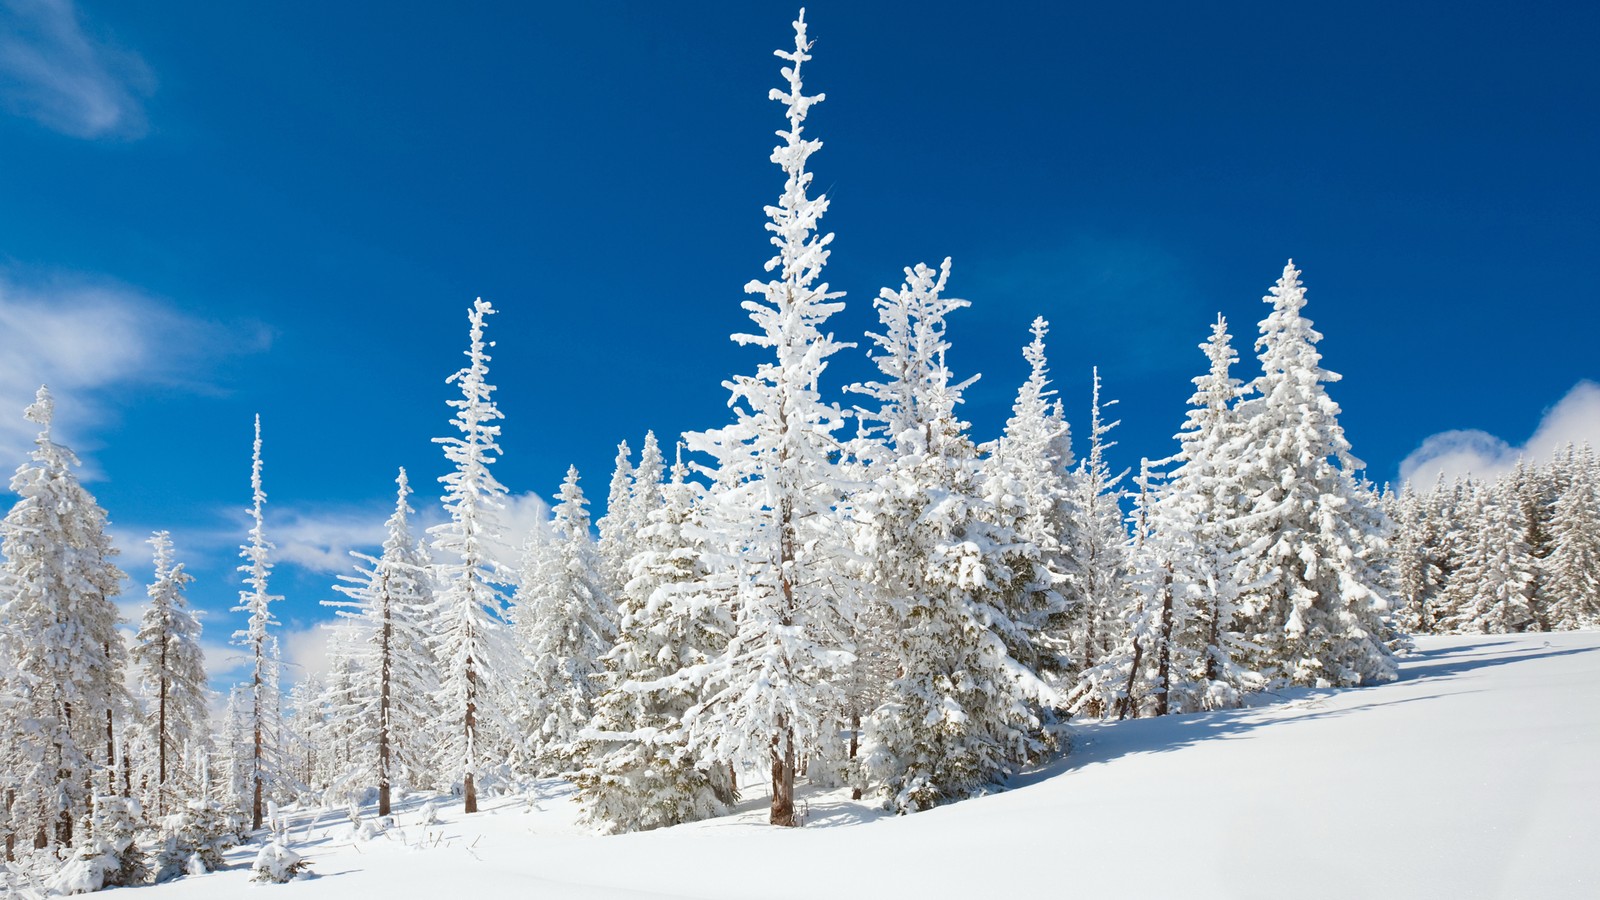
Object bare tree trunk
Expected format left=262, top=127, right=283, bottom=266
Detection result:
left=769, top=489, right=800, bottom=828
left=378, top=575, right=393, bottom=818
left=1117, top=638, right=1143, bottom=721
left=253, top=657, right=264, bottom=831
left=1155, top=564, right=1175, bottom=717
left=105, top=707, right=116, bottom=796
left=157, top=645, right=169, bottom=814
left=770, top=726, right=796, bottom=827
left=849, top=711, right=862, bottom=801
left=463, top=661, right=478, bottom=815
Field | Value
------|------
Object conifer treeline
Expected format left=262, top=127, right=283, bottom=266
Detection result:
left=1388, top=447, right=1600, bottom=635
left=1, top=8, right=1594, bottom=891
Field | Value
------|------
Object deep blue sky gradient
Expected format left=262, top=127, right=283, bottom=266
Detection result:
left=1, top=1, right=1595, bottom=682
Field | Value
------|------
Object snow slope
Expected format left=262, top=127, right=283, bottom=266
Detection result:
left=145, top=632, right=1599, bottom=899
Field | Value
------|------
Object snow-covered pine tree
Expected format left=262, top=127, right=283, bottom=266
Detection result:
left=596, top=440, right=634, bottom=596
left=572, top=449, right=736, bottom=832
left=1390, top=484, right=1445, bottom=634
left=678, top=9, right=857, bottom=828
left=981, top=317, right=1073, bottom=679
left=627, top=432, right=667, bottom=545
left=1509, top=458, right=1558, bottom=629
left=1061, top=368, right=1132, bottom=709
left=1439, top=479, right=1538, bottom=633
left=511, top=466, right=615, bottom=771
left=325, top=469, right=438, bottom=816
left=231, top=414, right=281, bottom=831
left=850, top=259, right=1049, bottom=813
left=1160, top=315, right=1259, bottom=708
left=0, top=386, right=127, bottom=852
left=429, top=297, right=514, bottom=814
left=132, top=531, right=209, bottom=817
left=1230, top=262, right=1396, bottom=687
left=1546, top=444, right=1600, bottom=629
left=678, top=12, right=864, bottom=826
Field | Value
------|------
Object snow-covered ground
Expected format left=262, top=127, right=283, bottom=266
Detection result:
left=149, top=632, right=1598, bottom=899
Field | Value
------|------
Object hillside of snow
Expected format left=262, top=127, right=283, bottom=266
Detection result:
left=142, top=632, right=1598, bottom=899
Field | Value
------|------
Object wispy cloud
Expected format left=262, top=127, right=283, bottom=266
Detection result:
left=0, top=0, right=153, bottom=139
left=1400, top=380, right=1600, bottom=487
left=0, top=268, right=272, bottom=475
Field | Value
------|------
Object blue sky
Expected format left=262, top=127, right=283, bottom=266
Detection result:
left=2, top=0, right=1596, bottom=686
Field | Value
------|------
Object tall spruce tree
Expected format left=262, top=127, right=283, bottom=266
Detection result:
left=132, top=531, right=208, bottom=816
left=232, top=415, right=280, bottom=831
left=1231, top=262, right=1396, bottom=687
left=429, top=298, right=513, bottom=814
left=680, top=9, right=856, bottom=827
left=0, top=387, right=126, bottom=851
left=326, top=469, right=438, bottom=816
left=512, top=466, right=615, bottom=771
left=851, top=260, right=1048, bottom=812
left=572, top=450, right=736, bottom=832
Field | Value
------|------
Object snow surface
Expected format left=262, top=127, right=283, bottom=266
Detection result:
left=143, top=632, right=1598, bottom=899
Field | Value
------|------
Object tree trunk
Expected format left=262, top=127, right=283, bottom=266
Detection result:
left=379, top=573, right=393, bottom=818
left=157, top=647, right=169, bottom=814
left=1117, top=637, right=1144, bottom=721
left=1155, top=564, right=1175, bottom=717
left=463, top=661, right=478, bottom=815
left=769, top=726, right=796, bottom=827
left=849, top=711, right=862, bottom=801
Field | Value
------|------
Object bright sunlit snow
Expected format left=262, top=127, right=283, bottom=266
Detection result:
left=133, top=632, right=1599, bottom=899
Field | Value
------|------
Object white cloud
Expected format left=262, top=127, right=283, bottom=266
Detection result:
left=0, top=0, right=152, bottom=139
left=278, top=621, right=339, bottom=688
left=0, top=270, right=270, bottom=476
left=1400, top=380, right=1600, bottom=487
left=271, top=508, right=390, bottom=575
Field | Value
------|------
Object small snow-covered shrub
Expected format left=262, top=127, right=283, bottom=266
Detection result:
left=47, top=797, right=150, bottom=893
left=151, top=800, right=239, bottom=883
left=250, top=840, right=310, bottom=883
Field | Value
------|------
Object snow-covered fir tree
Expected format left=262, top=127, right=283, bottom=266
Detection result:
left=1150, top=316, right=1260, bottom=709
left=429, top=297, right=514, bottom=814
left=1230, top=262, right=1396, bottom=687
left=1062, top=368, right=1132, bottom=709
left=850, top=259, right=1049, bottom=813
left=324, top=468, right=439, bottom=816
left=1545, top=445, right=1600, bottom=629
left=981, top=317, right=1074, bottom=680
left=511, top=466, right=615, bottom=771
left=1439, top=480, right=1539, bottom=634
left=0, top=387, right=127, bottom=852
left=596, top=440, right=634, bottom=596
left=572, top=449, right=736, bottom=832
left=132, top=531, right=209, bottom=816
left=232, top=414, right=281, bottom=830
left=678, top=9, right=858, bottom=828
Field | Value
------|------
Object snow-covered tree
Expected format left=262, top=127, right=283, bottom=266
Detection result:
left=596, top=440, right=635, bottom=595
left=231, top=414, right=281, bottom=831
left=1155, top=315, right=1259, bottom=708
left=1440, top=481, right=1539, bottom=634
left=429, top=297, right=513, bottom=814
left=511, top=466, right=614, bottom=771
left=1062, top=368, right=1131, bottom=705
left=679, top=10, right=857, bottom=827
left=850, top=259, right=1049, bottom=813
left=981, top=317, right=1074, bottom=679
left=1230, top=262, right=1396, bottom=687
left=572, top=450, right=735, bottom=832
left=325, top=468, right=439, bottom=816
left=0, top=386, right=127, bottom=851
left=1546, top=445, right=1600, bottom=629
left=132, top=531, right=209, bottom=817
